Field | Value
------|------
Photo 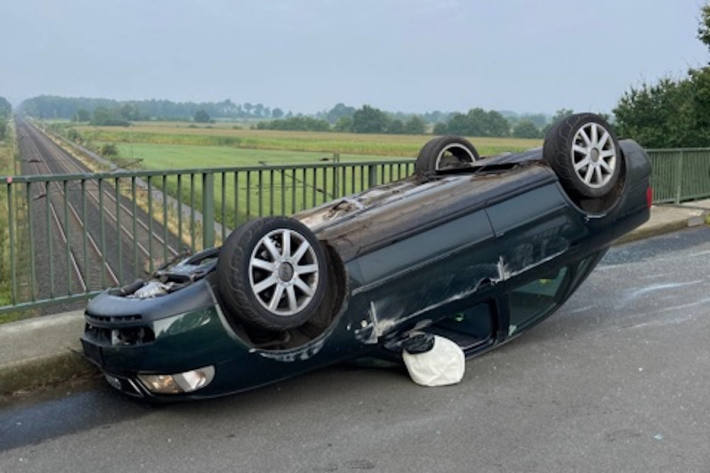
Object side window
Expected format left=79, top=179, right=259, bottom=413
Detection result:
left=508, top=267, right=569, bottom=335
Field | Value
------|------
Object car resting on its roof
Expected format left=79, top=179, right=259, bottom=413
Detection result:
left=81, top=113, right=651, bottom=400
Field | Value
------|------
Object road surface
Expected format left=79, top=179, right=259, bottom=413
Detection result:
left=1, top=227, right=709, bottom=472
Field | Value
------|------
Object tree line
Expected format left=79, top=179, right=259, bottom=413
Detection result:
left=20, top=95, right=564, bottom=137
left=0, top=97, right=11, bottom=141
left=19, top=96, right=286, bottom=121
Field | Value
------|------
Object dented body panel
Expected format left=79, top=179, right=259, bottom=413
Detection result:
left=82, top=140, right=651, bottom=401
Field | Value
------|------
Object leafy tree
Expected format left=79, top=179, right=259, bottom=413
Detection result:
left=91, top=107, right=130, bottom=126
left=512, top=120, right=541, bottom=138
left=325, top=103, right=356, bottom=123
left=387, top=119, right=404, bottom=134
left=271, top=108, right=284, bottom=119
left=334, top=116, right=353, bottom=132
left=193, top=110, right=211, bottom=123
left=0, top=119, right=6, bottom=141
left=0, top=97, right=11, bottom=118
left=612, top=3, right=710, bottom=147
left=433, top=122, right=448, bottom=135
left=120, top=104, right=141, bottom=121
left=699, top=2, right=710, bottom=51
left=485, top=110, right=511, bottom=137
left=404, top=115, right=426, bottom=134
left=74, top=108, right=90, bottom=122
left=351, top=105, right=389, bottom=133
left=437, top=108, right=512, bottom=137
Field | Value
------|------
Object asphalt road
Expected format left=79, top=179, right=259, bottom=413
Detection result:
left=1, top=227, right=710, bottom=473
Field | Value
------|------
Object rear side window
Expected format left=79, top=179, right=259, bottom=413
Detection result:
left=508, top=267, right=569, bottom=335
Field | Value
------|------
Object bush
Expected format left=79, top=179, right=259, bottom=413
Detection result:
left=100, top=143, right=119, bottom=157
left=66, top=128, right=81, bottom=142
left=0, top=119, right=6, bottom=141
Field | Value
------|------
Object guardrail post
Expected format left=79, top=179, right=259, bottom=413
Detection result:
left=202, top=173, right=215, bottom=249
left=675, top=150, right=684, bottom=204
left=368, top=165, right=378, bottom=188
left=333, top=153, right=340, bottom=196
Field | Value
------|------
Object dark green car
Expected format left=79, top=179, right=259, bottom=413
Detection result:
left=81, top=113, right=651, bottom=400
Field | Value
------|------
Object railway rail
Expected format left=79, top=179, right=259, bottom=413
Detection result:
left=11, top=119, right=183, bottom=311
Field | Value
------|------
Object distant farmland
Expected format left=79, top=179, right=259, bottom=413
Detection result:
left=58, top=122, right=543, bottom=231
left=75, top=122, right=542, bottom=163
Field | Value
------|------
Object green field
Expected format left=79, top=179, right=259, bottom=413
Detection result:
left=77, top=123, right=542, bottom=158
left=110, top=142, right=394, bottom=169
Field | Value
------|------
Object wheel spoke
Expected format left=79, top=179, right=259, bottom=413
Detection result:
left=281, top=230, right=291, bottom=258
left=295, top=264, right=317, bottom=275
left=251, top=258, right=275, bottom=271
left=294, top=277, right=314, bottom=296
left=262, top=237, right=280, bottom=260
left=253, top=275, right=277, bottom=293
left=573, top=144, right=588, bottom=155
left=269, top=285, right=284, bottom=310
left=584, top=165, right=594, bottom=184
left=594, top=166, right=603, bottom=184
left=286, top=286, right=297, bottom=311
left=597, top=131, right=610, bottom=149
left=578, top=128, right=591, bottom=146
left=590, top=124, right=598, bottom=145
left=574, top=157, right=590, bottom=171
left=599, top=159, right=612, bottom=172
left=292, top=241, right=310, bottom=263
left=600, top=149, right=615, bottom=159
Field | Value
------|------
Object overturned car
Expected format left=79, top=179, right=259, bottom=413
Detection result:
left=81, top=113, right=652, bottom=400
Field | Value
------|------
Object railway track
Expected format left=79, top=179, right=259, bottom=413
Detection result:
left=15, top=119, right=183, bottom=306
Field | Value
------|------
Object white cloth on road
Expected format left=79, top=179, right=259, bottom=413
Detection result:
left=403, top=335, right=465, bottom=387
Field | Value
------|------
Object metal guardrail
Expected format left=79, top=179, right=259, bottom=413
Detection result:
left=646, top=148, right=710, bottom=204
left=0, top=160, right=414, bottom=314
left=1, top=147, right=709, bottom=314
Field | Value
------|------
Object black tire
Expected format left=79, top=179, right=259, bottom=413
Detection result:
left=415, top=136, right=480, bottom=175
left=216, top=217, right=328, bottom=331
left=543, top=113, right=622, bottom=199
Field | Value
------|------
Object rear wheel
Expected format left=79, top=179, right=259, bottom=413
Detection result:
left=217, top=217, right=328, bottom=331
left=543, top=113, right=621, bottom=199
left=415, top=136, right=480, bottom=175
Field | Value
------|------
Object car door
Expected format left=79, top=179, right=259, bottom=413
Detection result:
left=348, top=208, right=502, bottom=341
left=485, top=183, right=587, bottom=333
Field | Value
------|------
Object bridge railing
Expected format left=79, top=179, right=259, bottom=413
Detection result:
left=646, top=148, right=710, bottom=204
left=0, top=160, right=414, bottom=315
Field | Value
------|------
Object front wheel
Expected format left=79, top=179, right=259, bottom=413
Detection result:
left=216, top=217, right=328, bottom=331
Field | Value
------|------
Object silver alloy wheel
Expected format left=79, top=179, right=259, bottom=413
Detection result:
left=434, top=144, right=477, bottom=170
left=571, top=122, right=617, bottom=189
left=248, top=228, right=319, bottom=316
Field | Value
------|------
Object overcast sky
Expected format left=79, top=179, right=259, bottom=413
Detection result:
left=0, top=0, right=707, bottom=114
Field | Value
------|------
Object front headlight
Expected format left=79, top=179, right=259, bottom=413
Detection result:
left=137, top=365, right=215, bottom=394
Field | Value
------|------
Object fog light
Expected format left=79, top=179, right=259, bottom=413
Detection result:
left=137, top=365, right=215, bottom=394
